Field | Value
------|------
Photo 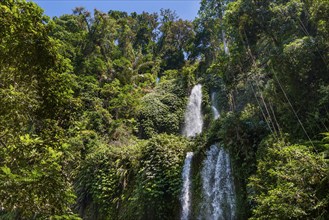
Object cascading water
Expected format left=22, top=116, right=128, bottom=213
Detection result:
left=222, top=31, right=229, bottom=55
left=198, top=91, right=236, bottom=220
left=182, top=84, right=203, bottom=137
left=180, top=84, right=203, bottom=220
left=180, top=152, right=194, bottom=220
left=211, top=92, right=220, bottom=120
left=221, top=2, right=229, bottom=56
left=199, top=145, right=236, bottom=220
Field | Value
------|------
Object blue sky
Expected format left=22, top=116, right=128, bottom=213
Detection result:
left=31, top=1, right=201, bottom=20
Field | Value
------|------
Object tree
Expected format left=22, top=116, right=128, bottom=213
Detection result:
left=249, top=141, right=329, bottom=219
left=0, top=0, right=78, bottom=218
left=158, top=9, right=195, bottom=71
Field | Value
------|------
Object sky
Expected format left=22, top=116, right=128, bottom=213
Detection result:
left=31, top=1, right=201, bottom=21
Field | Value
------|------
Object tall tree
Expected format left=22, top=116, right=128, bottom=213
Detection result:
left=0, top=0, right=77, bottom=218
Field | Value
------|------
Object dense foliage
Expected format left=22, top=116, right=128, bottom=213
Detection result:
left=249, top=139, right=329, bottom=219
left=0, top=0, right=328, bottom=219
left=0, top=1, right=77, bottom=218
left=75, top=134, right=191, bottom=220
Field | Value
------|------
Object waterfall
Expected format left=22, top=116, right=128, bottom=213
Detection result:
left=199, top=145, right=236, bottom=220
left=221, top=1, right=229, bottom=55
left=183, top=84, right=203, bottom=137
left=211, top=92, right=220, bottom=120
left=211, top=106, right=220, bottom=120
left=180, top=84, right=203, bottom=220
left=198, top=90, right=236, bottom=220
left=180, top=152, right=194, bottom=220
left=222, top=31, right=229, bottom=55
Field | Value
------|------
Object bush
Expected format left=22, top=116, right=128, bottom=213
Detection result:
left=76, top=134, right=191, bottom=220
left=130, top=134, right=191, bottom=220
left=137, top=79, right=186, bottom=138
left=76, top=141, right=141, bottom=219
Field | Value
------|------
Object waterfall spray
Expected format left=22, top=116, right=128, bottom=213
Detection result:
left=199, top=145, right=236, bottom=220
left=180, top=152, right=194, bottom=220
left=211, top=92, right=220, bottom=120
left=180, top=84, right=203, bottom=220
left=182, top=84, right=203, bottom=137
left=198, top=91, right=236, bottom=220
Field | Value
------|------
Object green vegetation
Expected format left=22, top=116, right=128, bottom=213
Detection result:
left=0, top=0, right=329, bottom=219
left=75, top=134, right=190, bottom=220
left=249, top=139, right=329, bottom=219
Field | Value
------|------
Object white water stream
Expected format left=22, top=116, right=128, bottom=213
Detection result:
left=180, top=152, right=194, bottom=220
left=199, top=145, right=236, bottom=220
left=182, top=84, right=203, bottom=137
left=199, top=92, right=236, bottom=220
left=180, top=84, right=203, bottom=220
left=211, top=92, right=220, bottom=120
left=181, top=86, right=236, bottom=220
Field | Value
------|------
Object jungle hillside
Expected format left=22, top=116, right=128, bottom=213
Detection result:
left=1, top=0, right=329, bottom=219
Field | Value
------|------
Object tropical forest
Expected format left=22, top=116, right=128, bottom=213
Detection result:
left=0, top=0, right=329, bottom=219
